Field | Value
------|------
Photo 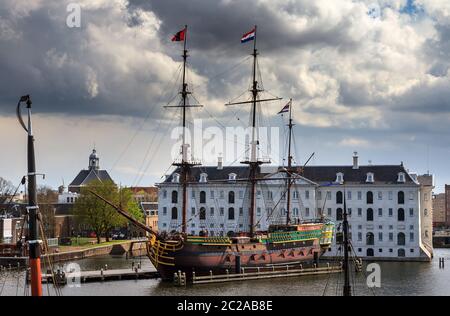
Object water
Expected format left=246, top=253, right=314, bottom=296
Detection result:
left=1, top=249, right=450, bottom=296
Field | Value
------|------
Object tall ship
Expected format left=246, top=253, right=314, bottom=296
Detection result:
left=93, top=25, right=334, bottom=280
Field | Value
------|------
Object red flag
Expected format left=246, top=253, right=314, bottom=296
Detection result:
left=171, top=28, right=186, bottom=42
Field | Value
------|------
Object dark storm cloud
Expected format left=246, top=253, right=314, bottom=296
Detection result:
left=127, top=0, right=359, bottom=55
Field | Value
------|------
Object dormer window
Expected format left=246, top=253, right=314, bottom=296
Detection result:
left=199, top=173, right=208, bottom=183
left=228, top=173, right=237, bottom=181
left=397, top=172, right=406, bottom=183
left=336, top=172, right=344, bottom=184
left=172, top=173, right=180, bottom=183
left=366, top=172, right=374, bottom=183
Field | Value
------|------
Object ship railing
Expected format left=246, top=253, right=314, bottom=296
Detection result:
left=191, top=263, right=343, bottom=284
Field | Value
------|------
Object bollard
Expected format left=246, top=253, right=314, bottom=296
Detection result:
left=235, top=255, right=241, bottom=274
left=138, top=262, right=141, bottom=270
left=105, top=264, right=108, bottom=271
left=100, top=268, right=104, bottom=281
left=192, top=271, right=196, bottom=283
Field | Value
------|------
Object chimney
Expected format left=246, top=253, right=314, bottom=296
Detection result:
left=217, top=155, right=223, bottom=170
left=352, top=152, right=359, bottom=170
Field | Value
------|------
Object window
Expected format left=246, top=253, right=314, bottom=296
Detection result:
left=336, top=208, right=343, bottom=221
left=378, top=208, right=382, bottom=217
left=357, top=191, right=362, bottom=200
left=257, top=207, right=261, bottom=216
left=327, top=191, right=331, bottom=200
left=172, top=173, right=180, bottom=183
left=366, top=232, right=374, bottom=245
left=409, top=208, right=414, bottom=217
left=348, top=208, right=352, bottom=216
left=397, top=172, right=406, bottom=183
left=336, top=191, right=343, bottom=204
left=191, top=207, right=195, bottom=216
left=305, top=190, right=310, bottom=200
left=171, top=191, right=178, bottom=203
left=378, top=191, right=382, bottom=200
left=358, top=232, right=362, bottom=241
left=220, top=191, right=224, bottom=199
left=378, top=232, right=383, bottom=241
left=191, top=191, right=195, bottom=199
left=367, top=248, right=374, bottom=257
left=367, top=208, right=374, bottom=221
left=389, top=233, right=393, bottom=241
left=347, top=191, right=352, bottom=200
left=228, top=191, right=235, bottom=204
left=163, top=207, right=167, bottom=216
left=228, top=173, right=237, bottom=181
left=367, top=191, right=373, bottom=204
left=293, top=191, right=299, bottom=199
left=388, top=191, right=393, bottom=200
left=398, top=208, right=405, bottom=222
left=424, top=209, right=428, bottom=216
left=162, top=190, right=167, bottom=199
left=398, top=233, right=406, bottom=246
left=293, top=208, right=299, bottom=216
left=220, top=207, right=224, bottom=216
left=398, top=191, right=405, bottom=204
left=389, top=208, right=393, bottom=217
left=410, top=232, right=414, bottom=242
left=318, top=191, right=322, bottom=200
left=366, top=173, right=374, bottom=183
left=358, top=208, right=362, bottom=217
left=210, top=190, right=215, bottom=199
left=199, top=207, right=206, bottom=220
left=210, top=207, right=215, bottom=216
left=67, top=197, right=70, bottom=203
left=171, top=207, right=178, bottom=220
left=336, top=172, right=344, bottom=184
left=409, top=192, right=414, bottom=200
left=239, top=208, right=244, bottom=216
left=268, top=191, right=273, bottom=200
left=327, top=208, right=332, bottom=216
left=228, top=208, right=235, bottom=220
left=200, top=191, right=206, bottom=203
left=305, top=208, right=310, bottom=217
left=199, top=173, right=208, bottom=183
left=239, top=191, right=244, bottom=199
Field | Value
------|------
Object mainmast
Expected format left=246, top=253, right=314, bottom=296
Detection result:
left=166, top=25, right=201, bottom=235
left=227, top=25, right=281, bottom=237
left=286, top=99, right=293, bottom=225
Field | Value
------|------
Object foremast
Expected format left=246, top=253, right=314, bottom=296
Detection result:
left=166, top=25, right=201, bottom=235
left=285, top=99, right=294, bottom=225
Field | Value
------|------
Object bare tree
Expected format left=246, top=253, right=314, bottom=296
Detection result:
left=37, top=186, right=58, bottom=238
left=0, top=177, right=15, bottom=204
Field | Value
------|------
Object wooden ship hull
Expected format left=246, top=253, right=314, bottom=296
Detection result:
left=148, top=222, right=334, bottom=280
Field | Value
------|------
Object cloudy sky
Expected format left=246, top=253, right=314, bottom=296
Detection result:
left=0, top=0, right=449, bottom=192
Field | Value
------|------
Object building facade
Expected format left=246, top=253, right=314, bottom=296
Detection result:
left=432, top=194, right=446, bottom=227
left=446, top=185, right=450, bottom=227
left=157, top=154, right=433, bottom=261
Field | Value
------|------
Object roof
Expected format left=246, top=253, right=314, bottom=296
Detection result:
left=129, top=187, right=158, bottom=195
left=162, top=164, right=418, bottom=186
left=69, top=169, right=114, bottom=187
left=140, top=202, right=158, bottom=211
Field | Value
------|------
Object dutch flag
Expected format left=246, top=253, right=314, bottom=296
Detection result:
left=241, top=28, right=256, bottom=43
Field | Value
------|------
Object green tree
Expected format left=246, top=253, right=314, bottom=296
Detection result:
left=74, top=180, right=143, bottom=244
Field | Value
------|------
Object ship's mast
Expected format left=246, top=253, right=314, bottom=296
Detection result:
left=343, top=188, right=352, bottom=296
left=286, top=99, right=293, bottom=225
left=227, top=26, right=281, bottom=237
left=166, top=25, right=201, bottom=235
left=16, top=95, right=43, bottom=296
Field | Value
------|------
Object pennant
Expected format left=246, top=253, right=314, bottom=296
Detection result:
left=172, top=28, right=186, bottom=42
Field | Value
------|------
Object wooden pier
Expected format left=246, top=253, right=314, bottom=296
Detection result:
left=40, top=266, right=159, bottom=285
left=174, top=263, right=344, bottom=286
